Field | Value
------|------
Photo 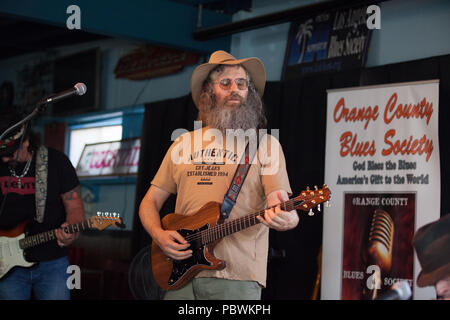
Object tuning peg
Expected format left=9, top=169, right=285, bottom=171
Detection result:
left=314, top=185, right=318, bottom=190
left=306, top=186, right=310, bottom=191
left=325, top=201, right=330, bottom=207
left=308, top=209, right=314, bottom=216
left=318, top=204, right=321, bottom=212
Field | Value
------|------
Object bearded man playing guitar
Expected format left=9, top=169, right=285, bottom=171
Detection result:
left=139, top=51, right=300, bottom=300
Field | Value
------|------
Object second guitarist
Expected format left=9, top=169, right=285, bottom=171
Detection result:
left=0, top=110, right=85, bottom=300
left=139, top=50, right=299, bottom=300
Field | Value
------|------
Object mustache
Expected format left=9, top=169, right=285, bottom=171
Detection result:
left=225, top=92, right=244, bottom=103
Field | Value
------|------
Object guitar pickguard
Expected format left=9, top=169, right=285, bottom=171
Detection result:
left=168, top=225, right=211, bottom=287
left=0, top=234, right=34, bottom=279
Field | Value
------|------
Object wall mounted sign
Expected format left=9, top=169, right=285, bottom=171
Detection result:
left=283, top=4, right=373, bottom=79
left=76, top=138, right=140, bottom=177
left=114, top=45, right=199, bottom=80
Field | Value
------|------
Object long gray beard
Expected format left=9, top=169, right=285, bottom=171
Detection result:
left=205, top=93, right=264, bottom=133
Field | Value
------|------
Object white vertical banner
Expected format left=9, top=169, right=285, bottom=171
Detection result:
left=322, top=80, right=440, bottom=300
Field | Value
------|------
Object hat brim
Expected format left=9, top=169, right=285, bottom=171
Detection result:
left=190, top=57, right=266, bottom=108
left=416, top=263, right=450, bottom=287
left=0, top=125, right=24, bottom=157
left=0, top=141, right=21, bottom=157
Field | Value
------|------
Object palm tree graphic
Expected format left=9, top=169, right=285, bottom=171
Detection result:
left=295, top=19, right=313, bottom=64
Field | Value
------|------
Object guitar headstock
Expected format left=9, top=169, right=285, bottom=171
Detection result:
left=89, top=212, right=125, bottom=230
left=295, top=184, right=331, bottom=216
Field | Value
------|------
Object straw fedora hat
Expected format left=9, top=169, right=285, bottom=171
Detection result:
left=413, top=214, right=450, bottom=287
left=190, top=50, right=266, bottom=108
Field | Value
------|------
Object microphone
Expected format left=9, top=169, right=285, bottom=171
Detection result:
left=375, top=280, right=412, bottom=300
left=366, top=209, right=394, bottom=273
left=39, top=82, right=87, bottom=105
left=363, top=209, right=394, bottom=299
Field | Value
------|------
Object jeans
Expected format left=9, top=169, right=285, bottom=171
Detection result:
left=0, top=256, right=70, bottom=300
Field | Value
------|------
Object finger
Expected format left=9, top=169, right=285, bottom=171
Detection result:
left=54, top=228, right=64, bottom=240
left=59, top=223, right=69, bottom=234
left=162, top=231, right=191, bottom=253
left=55, top=231, right=68, bottom=247
left=262, top=208, right=289, bottom=230
left=57, top=224, right=72, bottom=238
left=170, top=231, right=189, bottom=245
left=55, top=228, right=71, bottom=241
left=266, top=214, right=285, bottom=229
left=166, top=247, right=193, bottom=260
left=259, top=208, right=276, bottom=226
left=168, top=241, right=191, bottom=252
left=257, top=215, right=269, bottom=227
left=273, top=203, right=283, bottom=214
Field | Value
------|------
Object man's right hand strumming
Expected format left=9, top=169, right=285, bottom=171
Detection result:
left=152, top=229, right=192, bottom=260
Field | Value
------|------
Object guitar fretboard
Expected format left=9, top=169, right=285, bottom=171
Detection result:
left=19, top=220, right=93, bottom=250
left=185, top=197, right=304, bottom=245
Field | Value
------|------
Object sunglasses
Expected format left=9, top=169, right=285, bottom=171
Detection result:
left=215, top=78, right=249, bottom=91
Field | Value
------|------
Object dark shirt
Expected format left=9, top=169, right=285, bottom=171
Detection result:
left=0, top=147, right=80, bottom=261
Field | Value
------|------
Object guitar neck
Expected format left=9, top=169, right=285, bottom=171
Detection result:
left=197, top=198, right=302, bottom=245
left=19, top=220, right=93, bottom=250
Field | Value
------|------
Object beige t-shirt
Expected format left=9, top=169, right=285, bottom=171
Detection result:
left=151, top=126, right=292, bottom=287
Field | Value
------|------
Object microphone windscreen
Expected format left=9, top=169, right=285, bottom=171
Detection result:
left=74, top=82, right=87, bottom=95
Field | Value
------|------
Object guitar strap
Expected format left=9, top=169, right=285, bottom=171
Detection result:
left=220, top=135, right=261, bottom=219
left=35, top=146, right=48, bottom=223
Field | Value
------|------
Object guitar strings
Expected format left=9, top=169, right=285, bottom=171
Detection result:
left=19, top=219, right=98, bottom=249
left=183, top=198, right=305, bottom=244
left=186, top=198, right=297, bottom=242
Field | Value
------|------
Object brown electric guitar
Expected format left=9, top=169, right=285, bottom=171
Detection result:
left=151, top=185, right=331, bottom=290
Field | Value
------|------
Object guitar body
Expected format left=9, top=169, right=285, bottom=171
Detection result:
left=151, top=201, right=226, bottom=291
left=0, top=221, right=34, bottom=279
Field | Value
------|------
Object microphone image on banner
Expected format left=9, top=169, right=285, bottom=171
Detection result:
left=363, top=209, right=395, bottom=299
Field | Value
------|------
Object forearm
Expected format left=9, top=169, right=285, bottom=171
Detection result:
left=61, top=185, right=85, bottom=224
left=139, top=185, right=170, bottom=241
left=139, top=186, right=192, bottom=260
left=58, top=185, right=85, bottom=246
left=139, top=198, right=164, bottom=240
